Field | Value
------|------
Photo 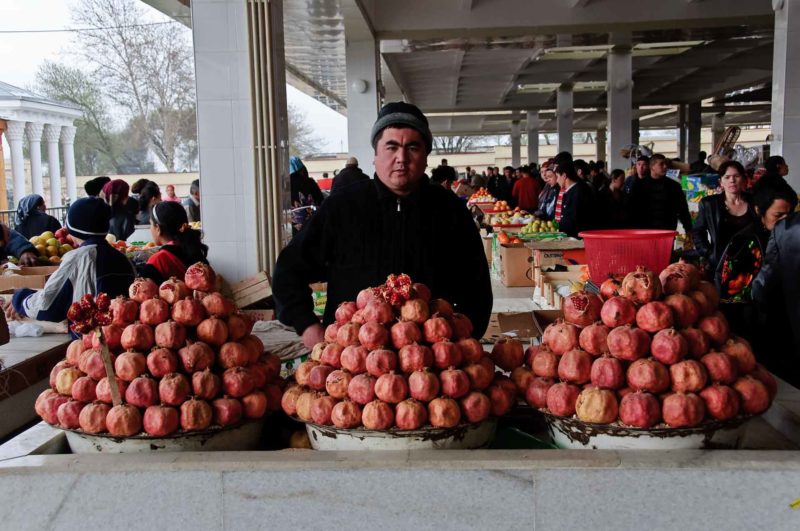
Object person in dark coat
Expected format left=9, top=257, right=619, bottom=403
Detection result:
left=84, top=176, right=111, bottom=197
left=534, top=166, right=560, bottom=221
left=136, top=182, right=162, bottom=225
left=754, top=155, right=791, bottom=194
left=553, top=154, right=594, bottom=238
left=182, top=179, right=201, bottom=222
left=331, top=157, right=370, bottom=194
left=597, top=169, right=628, bottom=229
left=273, top=102, right=492, bottom=348
left=629, top=153, right=692, bottom=232
left=100, top=179, right=136, bottom=242
left=14, top=194, right=61, bottom=239
left=289, top=156, right=325, bottom=234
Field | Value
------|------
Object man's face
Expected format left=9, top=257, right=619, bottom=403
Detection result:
left=374, top=127, right=427, bottom=196
left=650, top=159, right=667, bottom=178
left=503, top=168, right=512, bottom=178
left=635, top=160, right=648, bottom=178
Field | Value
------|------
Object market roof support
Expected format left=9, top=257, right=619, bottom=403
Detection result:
left=43, top=124, right=62, bottom=208
left=596, top=127, right=607, bottom=163
left=607, top=35, right=632, bottom=171
left=770, top=0, right=800, bottom=190
left=61, top=126, right=77, bottom=204
left=526, top=111, right=539, bottom=165
left=678, top=104, right=688, bottom=161
left=511, top=115, right=521, bottom=167
left=25, top=123, right=44, bottom=198
left=557, top=84, right=573, bottom=153
left=711, top=112, right=726, bottom=154
left=687, top=101, right=702, bottom=164
left=5, top=120, right=26, bottom=206
left=631, top=116, right=640, bottom=147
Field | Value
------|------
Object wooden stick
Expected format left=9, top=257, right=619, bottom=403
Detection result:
left=97, top=327, right=122, bottom=406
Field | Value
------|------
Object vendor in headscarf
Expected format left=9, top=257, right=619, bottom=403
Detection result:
left=13, top=194, right=62, bottom=239
left=100, top=179, right=136, bottom=242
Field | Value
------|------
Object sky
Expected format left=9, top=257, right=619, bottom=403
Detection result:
left=0, top=0, right=348, bottom=156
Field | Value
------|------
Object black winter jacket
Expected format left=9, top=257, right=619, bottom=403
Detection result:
left=691, top=193, right=756, bottom=273
left=273, top=176, right=493, bottom=339
left=559, top=180, right=595, bottom=238
left=331, top=166, right=370, bottom=194
left=629, top=176, right=693, bottom=231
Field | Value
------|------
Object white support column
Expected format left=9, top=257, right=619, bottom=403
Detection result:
left=557, top=84, right=574, bottom=153
left=345, top=18, right=380, bottom=177
left=60, top=126, right=78, bottom=204
left=510, top=116, right=521, bottom=167
left=5, top=120, right=26, bottom=206
left=607, top=35, right=632, bottom=172
left=526, top=111, right=539, bottom=165
left=43, top=124, right=62, bottom=207
left=770, top=0, right=800, bottom=190
left=687, top=102, right=702, bottom=163
left=25, top=122, right=45, bottom=197
left=711, top=113, right=725, bottom=152
left=596, top=128, right=607, bottom=163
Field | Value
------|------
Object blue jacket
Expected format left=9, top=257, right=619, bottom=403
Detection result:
left=2, top=229, right=36, bottom=259
left=13, top=237, right=136, bottom=323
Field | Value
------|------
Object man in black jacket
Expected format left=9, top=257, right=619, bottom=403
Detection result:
left=273, top=102, right=493, bottom=348
left=629, top=153, right=693, bottom=232
left=330, top=156, right=370, bottom=194
left=553, top=153, right=594, bottom=238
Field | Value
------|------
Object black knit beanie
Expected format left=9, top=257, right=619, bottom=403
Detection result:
left=370, top=102, right=433, bottom=154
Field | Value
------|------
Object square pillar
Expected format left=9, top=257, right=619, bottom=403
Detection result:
left=345, top=19, right=380, bottom=177
left=526, top=111, right=539, bottom=164
left=772, top=0, right=800, bottom=190
left=632, top=117, right=640, bottom=146
left=687, top=101, right=702, bottom=163
left=557, top=84, right=573, bottom=154
left=711, top=113, right=726, bottom=151
left=510, top=115, right=521, bottom=167
left=607, top=36, right=632, bottom=171
left=596, top=128, right=607, bottom=163
left=678, top=104, right=688, bottom=161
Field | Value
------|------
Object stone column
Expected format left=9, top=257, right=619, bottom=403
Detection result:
left=596, top=128, right=607, bottom=163
left=25, top=123, right=45, bottom=197
left=557, top=84, right=574, bottom=154
left=61, top=126, right=78, bottom=204
left=345, top=19, right=379, bottom=177
left=687, top=102, right=702, bottom=163
left=526, top=111, right=539, bottom=165
left=510, top=116, right=521, bottom=167
left=5, top=120, right=26, bottom=207
left=44, top=124, right=63, bottom=207
left=678, top=104, right=688, bottom=161
left=607, top=35, right=633, bottom=172
left=711, top=113, right=725, bottom=154
left=771, top=0, right=800, bottom=190
left=631, top=117, right=640, bottom=146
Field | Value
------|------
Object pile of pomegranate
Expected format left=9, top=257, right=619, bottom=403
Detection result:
left=521, top=262, right=778, bottom=429
left=35, top=263, right=285, bottom=437
left=281, top=274, right=518, bottom=430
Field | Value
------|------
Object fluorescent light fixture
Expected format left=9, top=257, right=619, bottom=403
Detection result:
left=516, top=81, right=606, bottom=93
left=538, top=40, right=705, bottom=61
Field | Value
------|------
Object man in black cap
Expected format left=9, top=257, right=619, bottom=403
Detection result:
left=6, top=197, right=136, bottom=323
left=273, top=102, right=492, bottom=348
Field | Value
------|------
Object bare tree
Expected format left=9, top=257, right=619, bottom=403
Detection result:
left=72, top=0, right=196, bottom=172
left=288, top=102, right=321, bottom=156
left=432, top=136, right=483, bottom=154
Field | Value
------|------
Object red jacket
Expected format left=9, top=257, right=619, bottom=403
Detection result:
left=512, top=177, right=541, bottom=211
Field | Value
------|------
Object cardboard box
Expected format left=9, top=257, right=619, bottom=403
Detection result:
left=496, top=310, right=562, bottom=339
left=482, top=235, right=493, bottom=265
left=498, top=243, right=534, bottom=287
left=0, top=266, right=59, bottom=291
left=240, top=308, right=275, bottom=322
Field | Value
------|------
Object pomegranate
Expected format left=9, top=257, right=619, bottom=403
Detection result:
left=129, top=277, right=158, bottom=303
left=49, top=360, right=71, bottom=390
left=78, top=401, right=111, bottom=433
left=350, top=309, right=367, bottom=324
left=620, top=266, right=662, bottom=305
left=751, top=364, right=778, bottom=401
left=248, top=361, right=269, bottom=388
left=487, top=384, right=515, bottom=416
left=590, top=356, right=626, bottom=390
left=240, top=335, right=265, bottom=363
left=55, top=367, right=83, bottom=396
left=599, top=276, right=622, bottom=300
left=336, top=322, right=361, bottom=347
left=542, top=319, right=580, bottom=355
left=280, top=385, right=305, bottom=417
left=400, top=298, right=429, bottom=324
left=563, top=291, right=603, bottom=328
left=335, top=301, right=358, bottom=324
left=423, top=316, right=453, bottom=343
left=222, top=367, right=255, bottom=397
left=294, top=360, right=319, bottom=386
left=263, top=384, right=283, bottom=412
left=192, top=368, right=221, bottom=400
left=670, top=360, right=708, bottom=393
left=531, top=348, right=559, bottom=378
left=494, top=374, right=517, bottom=398
left=362, top=400, right=395, bottom=430
left=356, top=288, right=378, bottom=309
left=525, top=377, right=555, bottom=408
left=398, top=343, right=434, bottom=373
left=171, top=297, right=206, bottom=326
left=143, top=405, right=179, bottom=436
left=721, top=337, right=756, bottom=374
left=579, top=322, right=611, bottom=356
left=114, top=351, right=147, bottom=382
left=700, top=385, right=740, bottom=420
left=178, top=341, right=215, bottom=373
left=575, top=387, right=619, bottom=423
left=558, top=349, right=593, bottom=384
left=619, top=392, right=662, bottom=428
left=71, top=376, right=98, bottom=402
left=120, top=322, right=155, bottom=351
left=56, top=400, right=85, bottom=429
left=700, top=351, right=738, bottom=385
left=363, top=300, right=394, bottom=325
left=366, top=349, right=398, bottom=377
left=158, top=372, right=190, bottom=406
left=340, top=345, right=369, bottom=374
left=91, top=325, right=124, bottom=351
left=491, top=337, right=524, bottom=371
left=458, top=338, right=484, bottom=363
left=688, top=290, right=714, bottom=317
left=511, top=366, right=535, bottom=395
left=662, top=392, right=705, bottom=427
left=139, top=298, right=170, bottom=326
left=201, top=292, right=234, bottom=318
left=374, top=371, right=409, bottom=403
left=226, top=314, right=251, bottom=341
left=681, top=328, right=711, bottom=359
left=310, top=394, right=337, bottom=425
left=546, top=382, right=581, bottom=416
left=659, top=268, right=693, bottom=296
left=618, top=387, right=634, bottom=399
left=307, top=365, right=335, bottom=391
left=459, top=392, right=490, bottom=423
left=395, top=398, right=428, bottom=429
left=696, top=280, right=720, bottom=311
left=440, top=367, right=470, bottom=398
left=428, top=396, right=461, bottom=428
left=66, top=339, right=87, bottom=365
left=698, top=313, right=730, bottom=347
left=449, top=313, right=474, bottom=340
left=412, top=283, right=432, bottom=302
left=358, top=321, right=389, bottom=350
left=651, top=328, right=688, bottom=365
left=219, top=342, right=251, bottom=369
left=663, top=294, right=700, bottom=329
left=184, top=262, right=216, bottom=291
left=295, top=391, right=317, bottom=421
left=39, top=393, right=69, bottom=425
left=158, top=277, right=190, bottom=304
left=125, top=375, right=159, bottom=408
left=607, top=325, right=650, bottom=361
left=464, top=360, right=494, bottom=390
left=326, top=369, right=353, bottom=399
left=95, top=377, right=128, bottom=404
left=318, top=343, right=344, bottom=369
left=211, top=396, right=243, bottom=426
left=433, top=340, right=464, bottom=370
left=196, top=317, right=229, bottom=347
left=408, top=369, right=440, bottom=402
left=35, top=389, right=58, bottom=415
left=636, top=302, right=674, bottom=333
left=331, top=400, right=362, bottom=428
left=347, top=373, right=377, bottom=405
left=429, top=298, right=454, bottom=317
left=390, top=321, right=422, bottom=349
left=600, top=296, right=637, bottom=328
left=110, top=296, right=139, bottom=327
left=78, top=349, right=110, bottom=381
left=106, top=404, right=142, bottom=436
left=734, top=376, right=771, bottom=414
left=154, top=321, right=186, bottom=350
left=180, top=396, right=213, bottom=430
left=627, top=358, right=670, bottom=393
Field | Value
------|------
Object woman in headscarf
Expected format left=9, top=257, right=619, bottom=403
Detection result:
left=14, top=194, right=61, bottom=239
left=100, top=179, right=136, bottom=242
left=136, top=182, right=162, bottom=225
left=289, top=156, right=324, bottom=234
